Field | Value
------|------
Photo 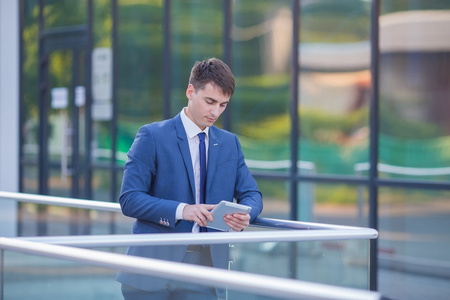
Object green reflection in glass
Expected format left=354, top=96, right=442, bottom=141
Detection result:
left=311, top=184, right=369, bottom=227
left=379, top=3, right=450, bottom=180
left=43, top=0, right=87, bottom=29
left=117, top=0, right=165, bottom=163
left=231, top=0, right=291, bottom=174
left=170, top=0, right=223, bottom=116
left=298, top=0, right=371, bottom=176
left=22, top=1, right=40, bottom=164
left=381, top=0, right=450, bottom=14
left=301, top=0, right=370, bottom=43
left=256, top=178, right=289, bottom=220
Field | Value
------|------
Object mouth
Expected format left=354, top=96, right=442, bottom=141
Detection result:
left=206, top=117, right=216, bottom=123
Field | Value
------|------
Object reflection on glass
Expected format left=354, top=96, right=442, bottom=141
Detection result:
left=299, top=0, right=371, bottom=176
left=256, top=178, right=289, bottom=220
left=18, top=202, right=92, bottom=237
left=3, top=252, right=122, bottom=299
left=378, top=187, right=450, bottom=300
left=92, top=169, right=112, bottom=202
left=3, top=238, right=370, bottom=299
left=231, top=239, right=369, bottom=290
left=22, top=165, right=39, bottom=194
left=43, top=0, right=87, bottom=29
left=116, top=1, right=164, bottom=166
left=91, top=1, right=114, bottom=166
left=379, top=7, right=450, bottom=181
left=170, top=0, right=223, bottom=115
left=22, top=1, right=40, bottom=165
left=310, top=183, right=369, bottom=227
left=232, top=0, right=291, bottom=173
left=17, top=201, right=132, bottom=237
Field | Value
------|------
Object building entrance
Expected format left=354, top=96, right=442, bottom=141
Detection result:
left=38, top=28, right=90, bottom=200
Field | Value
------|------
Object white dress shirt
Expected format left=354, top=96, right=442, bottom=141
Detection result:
left=176, top=108, right=209, bottom=232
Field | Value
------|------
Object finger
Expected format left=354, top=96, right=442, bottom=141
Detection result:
left=224, top=215, right=242, bottom=229
left=196, top=214, right=207, bottom=227
left=232, top=212, right=250, bottom=221
left=203, top=204, right=216, bottom=211
left=198, top=205, right=214, bottom=223
left=226, top=214, right=249, bottom=228
left=197, top=213, right=208, bottom=226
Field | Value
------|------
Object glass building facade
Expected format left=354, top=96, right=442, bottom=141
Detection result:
left=14, top=1, right=450, bottom=299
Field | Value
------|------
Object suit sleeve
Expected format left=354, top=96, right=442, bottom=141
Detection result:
left=232, top=135, right=263, bottom=222
left=119, top=125, right=180, bottom=228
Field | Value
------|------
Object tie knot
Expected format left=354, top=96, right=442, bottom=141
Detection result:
left=198, top=132, right=206, bottom=142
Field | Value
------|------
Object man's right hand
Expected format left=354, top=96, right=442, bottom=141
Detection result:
left=182, top=204, right=216, bottom=227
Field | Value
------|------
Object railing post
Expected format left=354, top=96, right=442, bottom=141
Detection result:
left=289, top=0, right=300, bottom=280
left=369, top=0, right=380, bottom=291
left=0, top=249, right=4, bottom=300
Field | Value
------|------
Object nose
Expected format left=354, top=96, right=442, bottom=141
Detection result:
left=211, top=104, right=220, bottom=117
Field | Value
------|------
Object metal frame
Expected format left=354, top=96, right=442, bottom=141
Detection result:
left=110, top=0, right=119, bottom=203
left=0, top=237, right=381, bottom=300
left=0, top=191, right=379, bottom=299
left=368, top=0, right=380, bottom=289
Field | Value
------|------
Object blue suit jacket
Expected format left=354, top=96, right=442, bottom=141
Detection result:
left=116, top=114, right=263, bottom=293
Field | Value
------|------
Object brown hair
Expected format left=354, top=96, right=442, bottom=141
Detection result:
left=188, top=58, right=235, bottom=97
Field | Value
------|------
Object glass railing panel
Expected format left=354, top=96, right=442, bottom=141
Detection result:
left=0, top=192, right=376, bottom=297
left=229, top=238, right=369, bottom=290
left=2, top=250, right=123, bottom=300
left=13, top=234, right=370, bottom=291
left=16, top=202, right=132, bottom=237
left=1, top=241, right=379, bottom=300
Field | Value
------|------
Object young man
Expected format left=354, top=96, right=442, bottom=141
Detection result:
left=117, top=58, right=263, bottom=300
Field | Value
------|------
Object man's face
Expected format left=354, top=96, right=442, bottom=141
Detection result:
left=185, top=82, right=230, bottom=130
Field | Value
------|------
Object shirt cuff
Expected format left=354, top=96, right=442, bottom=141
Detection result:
left=176, top=203, right=188, bottom=220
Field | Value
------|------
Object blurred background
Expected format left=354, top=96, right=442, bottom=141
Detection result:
left=1, top=0, right=450, bottom=299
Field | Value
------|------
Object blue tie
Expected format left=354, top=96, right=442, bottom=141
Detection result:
left=198, top=132, right=207, bottom=232
left=198, top=132, right=206, bottom=204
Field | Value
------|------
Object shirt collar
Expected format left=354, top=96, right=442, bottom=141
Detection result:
left=180, top=107, right=209, bottom=139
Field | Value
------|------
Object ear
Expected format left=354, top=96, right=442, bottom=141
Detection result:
left=186, top=84, right=195, bottom=100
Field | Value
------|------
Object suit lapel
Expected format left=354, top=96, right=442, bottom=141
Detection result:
left=174, top=115, right=196, bottom=202
left=206, top=127, right=219, bottom=202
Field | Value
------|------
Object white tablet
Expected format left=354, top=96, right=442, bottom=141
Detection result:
left=206, top=201, right=252, bottom=231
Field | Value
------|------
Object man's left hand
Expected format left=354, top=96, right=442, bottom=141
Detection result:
left=224, top=212, right=250, bottom=231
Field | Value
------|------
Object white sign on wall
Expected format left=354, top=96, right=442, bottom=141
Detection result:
left=92, top=47, right=113, bottom=121
left=51, top=87, right=68, bottom=109
left=92, top=47, right=112, bottom=103
left=75, top=86, right=86, bottom=107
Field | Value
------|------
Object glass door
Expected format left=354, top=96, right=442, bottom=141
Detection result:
left=36, top=37, right=91, bottom=236
left=43, top=46, right=86, bottom=199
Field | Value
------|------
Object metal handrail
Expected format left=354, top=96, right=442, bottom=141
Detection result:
left=0, top=237, right=381, bottom=300
left=15, top=227, right=377, bottom=248
left=0, top=191, right=378, bottom=234
left=0, top=191, right=121, bottom=212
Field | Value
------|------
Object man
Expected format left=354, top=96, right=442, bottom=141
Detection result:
left=116, top=58, right=263, bottom=300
